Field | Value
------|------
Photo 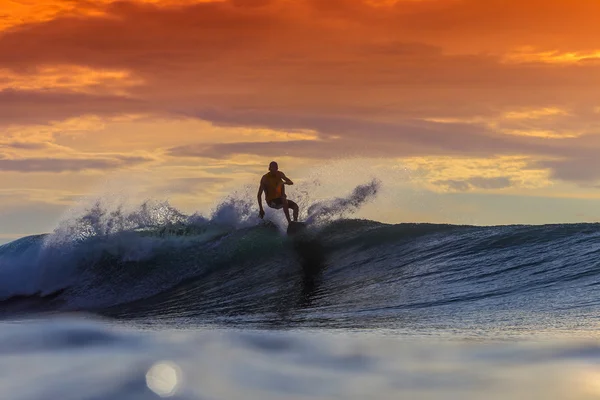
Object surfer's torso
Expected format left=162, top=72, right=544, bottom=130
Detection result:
left=262, top=172, right=285, bottom=202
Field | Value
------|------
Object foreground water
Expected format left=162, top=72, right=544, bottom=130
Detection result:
left=2, top=316, right=600, bottom=400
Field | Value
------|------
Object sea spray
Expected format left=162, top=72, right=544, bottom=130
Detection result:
left=306, top=179, right=381, bottom=224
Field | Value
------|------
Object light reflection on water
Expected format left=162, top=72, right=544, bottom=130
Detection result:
left=146, top=361, right=182, bottom=398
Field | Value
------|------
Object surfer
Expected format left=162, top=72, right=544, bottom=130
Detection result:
left=257, top=161, right=299, bottom=224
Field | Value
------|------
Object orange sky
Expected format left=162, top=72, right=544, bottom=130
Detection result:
left=2, top=0, right=600, bottom=240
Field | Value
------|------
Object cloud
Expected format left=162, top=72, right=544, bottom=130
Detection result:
left=404, top=156, right=551, bottom=192
left=0, top=155, right=151, bottom=173
left=179, top=110, right=516, bottom=153
left=537, top=157, right=600, bottom=183
left=0, top=142, right=50, bottom=150
left=434, top=177, right=513, bottom=192
left=468, top=177, right=513, bottom=190
left=502, top=107, right=570, bottom=120
left=169, top=139, right=353, bottom=159
left=230, top=0, right=272, bottom=7
left=434, top=179, right=470, bottom=192
left=503, top=49, right=600, bottom=65
left=167, top=111, right=598, bottom=161
left=0, top=65, right=143, bottom=95
left=492, top=107, right=593, bottom=139
left=0, top=90, right=148, bottom=126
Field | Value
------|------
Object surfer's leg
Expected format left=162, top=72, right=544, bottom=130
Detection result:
left=288, top=200, right=299, bottom=222
left=282, top=198, right=292, bottom=223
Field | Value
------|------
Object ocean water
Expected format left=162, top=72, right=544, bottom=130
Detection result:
left=2, top=182, right=600, bottom=399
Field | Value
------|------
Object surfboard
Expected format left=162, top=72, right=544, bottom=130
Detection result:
left=287, top=221, right=307, bottom=236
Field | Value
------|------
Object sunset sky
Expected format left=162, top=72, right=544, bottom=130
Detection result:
left=2, top=0, right=600, bottom=242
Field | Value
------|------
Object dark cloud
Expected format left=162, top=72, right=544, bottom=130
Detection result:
left=0, top=155, right=151, bottom=173
left=435, top=180, right=471, bottom=192
left=0, top=90, right=148, bottom=126
left=0, top=141, right=50, bottom=150
left=169, top=111, right=590, bottom=160
left=537, top=157, right=600, bottom=183
left=189, top=110, right=497, bottom=147
left=230, top=0, right=272, bottom=8
left=468, top=177, right=513, bottom=190
left=169, top=140, right=357, bottom=159
left=435, top=177, right=513, bottom=192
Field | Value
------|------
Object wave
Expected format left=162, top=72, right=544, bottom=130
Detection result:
left=2, top=180, right=600, bottom=329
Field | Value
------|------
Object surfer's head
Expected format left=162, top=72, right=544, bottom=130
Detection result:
left=269, top=161, right=278, bottom=173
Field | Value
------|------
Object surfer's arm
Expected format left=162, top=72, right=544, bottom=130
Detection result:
left=257, top=181, right=265, bottom=209
left=257, top=179, right=265, bottom=217
left=280, top=172, right=293, bottom=185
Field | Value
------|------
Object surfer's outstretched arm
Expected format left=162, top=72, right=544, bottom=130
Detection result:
left=257, top=180, right=265, bottom=218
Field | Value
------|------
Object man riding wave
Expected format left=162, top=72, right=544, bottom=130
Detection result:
left=257, top=161, right=299, bottom=225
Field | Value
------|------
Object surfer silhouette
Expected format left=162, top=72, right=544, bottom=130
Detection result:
left=257, top=161, right=299, bottom=225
